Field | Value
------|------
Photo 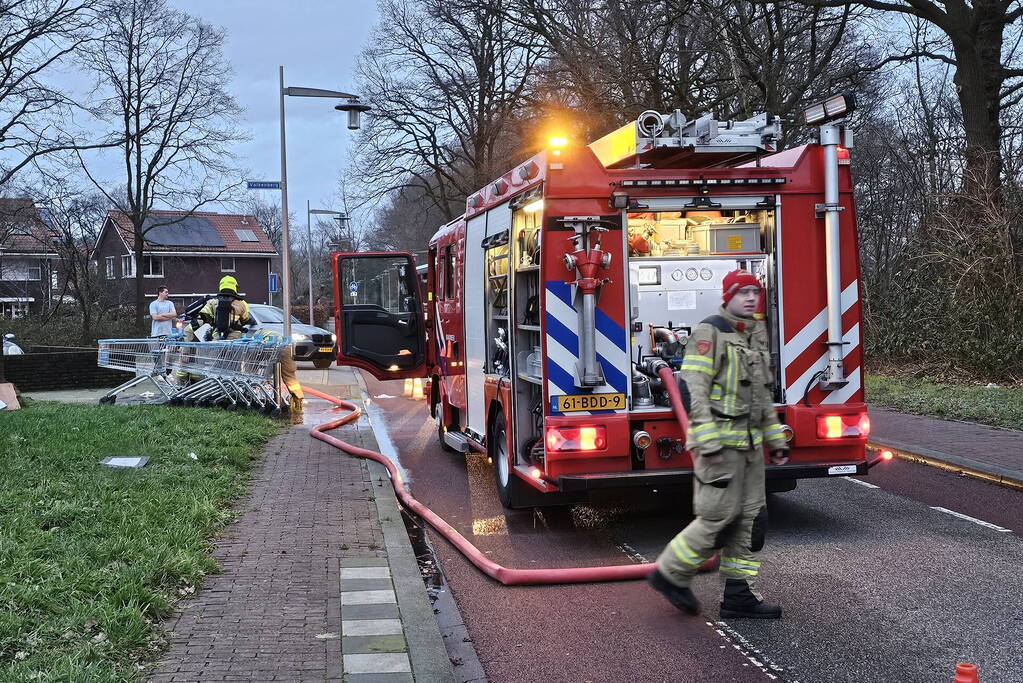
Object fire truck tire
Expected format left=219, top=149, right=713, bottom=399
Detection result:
left=437, top=418, right=459, bottom=453
left=313, top=358, right=332, bottom=369
left=766, top=478, right=797, bottom=493
left=490, top=411, right=533, bottom=509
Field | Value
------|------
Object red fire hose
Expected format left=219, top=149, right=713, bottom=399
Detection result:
left=304, top=384, right=714, bottom=586
left=657, top=366, right=690, bottom=437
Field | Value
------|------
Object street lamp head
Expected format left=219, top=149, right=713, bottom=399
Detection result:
left=335, top=99, right=372, bottom=130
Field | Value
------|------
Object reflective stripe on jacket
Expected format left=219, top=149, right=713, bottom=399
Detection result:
left=679, top=307, right=788, bottom=453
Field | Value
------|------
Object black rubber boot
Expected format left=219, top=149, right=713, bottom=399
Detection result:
left=647, top=569, right=700, bottom=615
left=719, top=579, right=782, bottom=619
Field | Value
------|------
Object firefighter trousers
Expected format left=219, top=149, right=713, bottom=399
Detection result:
left=656, top=447, right=768, bottom=597
left=280, top=346, right=303, bottom=402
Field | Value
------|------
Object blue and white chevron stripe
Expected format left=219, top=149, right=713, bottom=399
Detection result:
left=544, top=280, right=629, bottom=415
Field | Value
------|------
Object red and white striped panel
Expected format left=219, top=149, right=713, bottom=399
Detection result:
left=782, top=279, right=863, bottom=405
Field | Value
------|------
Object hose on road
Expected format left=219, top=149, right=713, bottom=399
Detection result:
left=303, top=384, right=715, bottom=586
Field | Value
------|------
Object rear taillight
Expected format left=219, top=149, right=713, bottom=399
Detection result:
left=817, top=414, right=870, bottom=439
left=546, top=425, right=607, bottom=451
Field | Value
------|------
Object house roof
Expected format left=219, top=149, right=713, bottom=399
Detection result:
left=106, top=210, right=278, bottom=255
left=0, top=198, right=56, bottom=253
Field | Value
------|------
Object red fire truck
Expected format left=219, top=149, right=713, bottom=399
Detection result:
left=332, top=94, right=883, bottom=508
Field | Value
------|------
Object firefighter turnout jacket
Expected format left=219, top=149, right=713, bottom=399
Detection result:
left=679, top=307, right=788, bottom=455
left=192, top=295, right=252, bottom=341
left=654, top=307, right=788, bottom=596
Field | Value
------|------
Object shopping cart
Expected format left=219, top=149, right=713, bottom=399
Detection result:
left=97, top=338, right=175, bottom=404
left=164, top=335, right=290, bottom=414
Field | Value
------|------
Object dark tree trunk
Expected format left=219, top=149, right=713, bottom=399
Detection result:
left=134, top=225, right=145, bottom=333
left=949, top=1, right=1006, bottom=200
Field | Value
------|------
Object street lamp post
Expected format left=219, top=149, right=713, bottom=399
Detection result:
left=277, top=65, right=370, bottom=338
left=306, top=205, right=346, bottom=326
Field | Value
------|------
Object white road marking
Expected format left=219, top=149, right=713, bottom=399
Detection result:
left=710, top=620, right=797, bottom=682
left=615, top=542, right=648, bottom=564
left=844, top=477, right=879, bottom=489
left=930, top=506, right=1012, bottom=532
left=618, top=544, right=797, bottom=681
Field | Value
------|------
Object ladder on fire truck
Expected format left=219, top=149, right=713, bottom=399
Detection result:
left=588, top=110, right=783, bottom=169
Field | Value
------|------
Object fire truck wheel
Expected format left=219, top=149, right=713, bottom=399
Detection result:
left=490, top=411, right=530, bottom=509
left=437, top=418, right=459, bottom=453
left=312, top=358, right=332, bottom=369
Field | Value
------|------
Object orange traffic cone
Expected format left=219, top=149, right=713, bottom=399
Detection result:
left=412, top=378, right=425, bottom=400
left=954, top=663, right=979, bottom=683
left=403, top=378, right=414, bottom=397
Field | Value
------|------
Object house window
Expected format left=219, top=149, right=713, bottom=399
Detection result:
left=26, top=264, right=41, bottom=281
left=105, top=256, right=115, bottom=279
left=121, top=254, right=134, bottom=277
left=221, top=257, right=236, bottom=272
left=143, top=256, right=163, bottom=277
left=1, top=301, right=31, bottom=318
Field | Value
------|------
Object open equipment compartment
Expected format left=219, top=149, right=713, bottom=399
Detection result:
left=626, top=202, right=783, bottom=411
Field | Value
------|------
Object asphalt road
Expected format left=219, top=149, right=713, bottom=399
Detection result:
left=361, top=375, right=1023, bottom=683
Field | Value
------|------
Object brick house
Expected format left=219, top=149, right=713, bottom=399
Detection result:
left=94, top=210, right=278, bottom=310
left=0, top=198, right=59, bottom=318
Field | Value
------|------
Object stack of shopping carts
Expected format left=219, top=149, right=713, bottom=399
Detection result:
left=97, top=338, right=176, bottom=404
left=97, top=335, right=291, bottom=414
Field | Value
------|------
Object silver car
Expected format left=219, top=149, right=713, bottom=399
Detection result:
left=247, top=305, right=337, bottom=369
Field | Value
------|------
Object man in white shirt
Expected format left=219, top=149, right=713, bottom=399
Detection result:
left=149, top=286, right=177, bottom=337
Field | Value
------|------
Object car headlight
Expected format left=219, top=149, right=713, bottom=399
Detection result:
left=331, top=333, right=337, bottom=343
left=292, top=333, right=308, bottom=341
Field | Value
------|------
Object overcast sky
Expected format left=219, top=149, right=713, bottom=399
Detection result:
left=171, top=0, right=378, bottom=216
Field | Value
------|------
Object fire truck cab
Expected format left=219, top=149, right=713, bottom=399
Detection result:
left=332, top=97, right=882, bottom=508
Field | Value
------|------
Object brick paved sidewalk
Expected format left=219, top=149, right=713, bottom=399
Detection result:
left=149, top=369, right=455, bottom=682
left=871, top=408, right=1023, bottom=487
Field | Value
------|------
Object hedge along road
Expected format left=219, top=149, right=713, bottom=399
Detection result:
left=360, top=373, right=1023, bottom=683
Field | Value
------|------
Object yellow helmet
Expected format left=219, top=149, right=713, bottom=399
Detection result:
left=219, top=275, right=238, bottom=293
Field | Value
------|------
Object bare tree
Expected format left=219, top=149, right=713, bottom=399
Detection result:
left=0, top=0, right=114, bottom=186
left=28, top=177, right=109, bottom=341
left=505, top=0, right=878, bottom=140
left=789, top=0, right=1023, bottom=196
left=350, top=0, right=543, bottom=222
left=704, top=1, right=878, bottom=126
left=79, top=0, right=244, bottom=331
left=246, top=198, right=285, bottom=252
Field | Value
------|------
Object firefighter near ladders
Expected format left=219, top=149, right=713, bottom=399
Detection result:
left=178, top=276, right=252, bottom=384
left=648, top=269, right=789, bottom=619
left=179, top=276, right=302, bottom=411
left=185, top=276, right=253, bottom=341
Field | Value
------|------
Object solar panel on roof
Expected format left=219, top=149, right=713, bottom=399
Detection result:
left=235, top=229, right=259, bottom=242
left=143, top=215, right=225, bottom=247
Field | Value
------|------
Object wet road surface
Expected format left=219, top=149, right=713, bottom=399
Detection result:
left=359, top=375, right=1023, bottom=683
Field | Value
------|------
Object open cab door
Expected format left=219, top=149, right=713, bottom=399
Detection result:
left=331, top=251, right=428, bottom=380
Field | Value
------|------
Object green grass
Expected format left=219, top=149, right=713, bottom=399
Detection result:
left=866, top=373, right=1023, bottom=430
left=0, top=403, right=279, bottom=681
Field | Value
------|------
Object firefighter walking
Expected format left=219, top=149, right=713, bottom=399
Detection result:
left=648, top=269, right=789, bottom=619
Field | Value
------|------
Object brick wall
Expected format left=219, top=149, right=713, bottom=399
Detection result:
left=5, top=346, right=124, bottom=391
